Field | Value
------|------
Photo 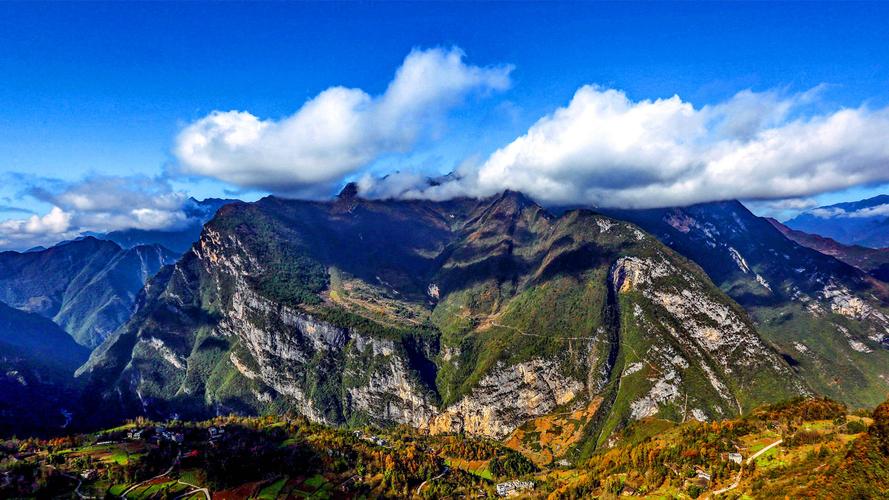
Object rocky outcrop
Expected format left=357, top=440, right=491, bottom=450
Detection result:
left=610, top=254, right=805, bottom=420
left=428, top=359, right=584, bottom=438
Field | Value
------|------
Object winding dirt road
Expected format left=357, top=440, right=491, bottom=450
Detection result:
left=709, top=439, right=783, bottom=497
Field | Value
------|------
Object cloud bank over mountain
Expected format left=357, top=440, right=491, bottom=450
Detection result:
left=809, top=203, right=889, bottom=219
left=362, top=86, right=889, bottom=208
left=174, top=47, right=513, bottom=196
left=6, top=47, right=889, bottom=249
left=172, top=43, right=889, bottom=209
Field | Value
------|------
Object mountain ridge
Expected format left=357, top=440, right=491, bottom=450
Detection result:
left=77, top=191, right=805, bottom=460
left=0, top=237, right=178, bottom=347
left=767, top=217, right=889, bottom=283
left=599, top=199, right=889, bottom=408
left=784, top=194, right=889, bottom=248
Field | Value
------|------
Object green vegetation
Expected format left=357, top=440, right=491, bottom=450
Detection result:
left=2, top=397, right=887, bottom=499
left=752, top=302, right=889, bottom=409
left=0, top=416, right=498, bottom=499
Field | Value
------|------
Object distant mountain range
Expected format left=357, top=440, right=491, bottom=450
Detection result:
left=0, top=197, right=234, bottom=351
left=768, top=217, right=889, bottom=283
left=784, top=194, right=889, bottom=248
left=0, top=237, right=177, bottom=348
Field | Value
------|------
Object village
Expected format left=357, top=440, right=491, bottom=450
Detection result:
left=0, top=397, right=879, bottom=498
left=0, top=416, right=541, bottom=498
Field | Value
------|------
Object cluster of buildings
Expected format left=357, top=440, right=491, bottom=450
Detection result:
left=352, top=430, right=388, bottom=448
left=126, top=426, right=184, bottom=444
left=686, top=452, right=744, bottom=490
left=495, top=480, right=534, bottom=497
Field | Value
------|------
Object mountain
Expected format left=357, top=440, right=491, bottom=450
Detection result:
left=78, top=189, right=804, bottom=458
left=768, top=217, right=889, bottom=283
left=0, top=237, right=178, bottom=348
left=784, top=194, right=889, bottom=248
left=601, top=200, right=889, bottom=408
left=101, top=197, right=236, bottom=254
left=0, top=301, right=89, bottom=435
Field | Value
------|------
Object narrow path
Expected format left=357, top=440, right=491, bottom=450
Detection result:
left=708, top=439, right=783, bottom=498
left=174, top=479, right=210, bottom=500
left=746, top=439, right=783, bottom=465
left=121, top=451, right=181, bottom=499
left=73, top=476, right=93, bottom=499
left=415, top=467, right=448, bottom=496
left=47, top=465, right=94, bottom=499
left=63, top=472, right=90, bottom=499
left=489, top=321, right=601, bottom=341
left=335, top=475, right=358, bottom=493
left=441, top=305, right=601, bottom=342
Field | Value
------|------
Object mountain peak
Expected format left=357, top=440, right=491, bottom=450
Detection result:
left=338, top=182, right=360, bottom=200
left=819, top=193, right=889, bottom=212
left=489, top=189, right=540, bottom=211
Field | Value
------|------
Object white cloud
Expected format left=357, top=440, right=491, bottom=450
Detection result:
left=809, top=207, right=848, bottom=219
left=0, top=175, right=196, bottom=250
left=743, top=197, right=820, bottom=219
left=0, top=207, right=73, bottom=249
left=380, top=86, right=889, bottom=208
left=809, top=203, right=889, bottom=219
left=28, top=175, right=192, bottom=232
left=847, top=204, right=889, bottom=218
left=34, top=176, right=188, bottom=215
left=175, top=47, right=512, bottom=194
left=0, top=206, right=72, bottom=235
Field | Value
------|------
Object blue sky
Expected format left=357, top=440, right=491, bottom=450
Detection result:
left=2, top=2, right=889, bottom=249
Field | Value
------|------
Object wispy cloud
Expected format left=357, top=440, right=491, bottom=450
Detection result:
left=743, top=197, right=820, bottom=219
left=0, top=205, right=35, bottom=215
left=809, top=203, right=889, bottom=219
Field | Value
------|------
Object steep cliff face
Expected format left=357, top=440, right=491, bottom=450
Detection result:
left=79, top=191, right=803, bottom=454
left=429, top=358, right=584, bottom=438
left=78, top=198, right=454, bottom=426
left=604, top=201, right=889, bottom=408
left=606, top=255, right=805, bottom=432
